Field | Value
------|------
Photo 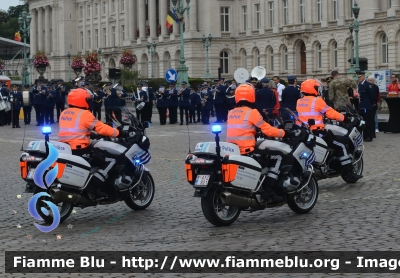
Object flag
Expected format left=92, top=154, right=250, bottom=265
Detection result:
left=14, top=31, right=21, bottom=42
left=166, top=10, right=175, bottom=29
left=173, top=9, right=184, bottom=22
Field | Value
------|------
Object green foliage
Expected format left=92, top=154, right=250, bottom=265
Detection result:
left=188, top=78, right=205, bottom=90
left=62, top=82, right=73, bottom=91
left=123, top=84, right=137, bottom=93
left=0, top=4, right=30, bottom=43
left=120, top=69, right=141, bottom=85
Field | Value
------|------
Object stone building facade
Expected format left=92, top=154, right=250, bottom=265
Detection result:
left=27, top=0, right=400, bottom=82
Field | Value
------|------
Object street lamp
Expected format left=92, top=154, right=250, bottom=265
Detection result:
left=27, top=57, right=34, bottom=84
left=67, top=52, right=71, bottom=82
left=171, top=0, right=190, bottom=86
left=202, top=34, right=212, bottom=79
left=147, top=42, right=157, bottom=78
left=18, top=8, right=31, bottom=87
left=352, top=2, right=360, bottom=74
left=348, top=24, right=355, bottom=75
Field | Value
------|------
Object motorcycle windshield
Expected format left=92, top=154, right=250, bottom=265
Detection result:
left=265, top=108, right=304, bottom=129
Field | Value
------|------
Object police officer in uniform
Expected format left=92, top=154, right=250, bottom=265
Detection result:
left=178, top=81, right=190, bottom=125
left=54, top=80, right=67, bottom=122
left=92, top=84, right=105, bottom=121
left=226, top=79, right=237, bottom=111
left=0, top=82, right=7, bottom=126
left=196, top=85, right=203, bottom=122
left=188, top=86, right=200, bottom=123
left=22, top=84, right=33, bottom=125
left=32, top=80, right=45, bottom=126
left=131, top=83, right=143, bottom=121
left=9, top=84, right=22, bottom=128
left=167, top=82, right=178, bottom=124
left=45, top=83, right=55, bottom=124
left=156, top=85, right=169, bottom=125
left=255, top=78, right=275, bottom=117
left=357, top=71, right=376, bottom=142
left=2, top=83, right=11, bottom=125
left=213, top=79, right=226, bottom=123
left=142, top=81, right=154, bottom=123
left=201, top=91, right=213, bottom=125
left=281, top=76, right=301, bottom=113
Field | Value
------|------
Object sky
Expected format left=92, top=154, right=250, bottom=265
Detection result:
left=0, top=0, right=24, bottom=12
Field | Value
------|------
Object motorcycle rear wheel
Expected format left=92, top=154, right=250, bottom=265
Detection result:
left=287, top=177, right=318, bottom=214
left=124, top=172, right=155, bottom=210
left=201, top=186, right=241, bottom=226
left=34, top=188, right=73, bottom=224
left=341, top=157, right=363, bottom=183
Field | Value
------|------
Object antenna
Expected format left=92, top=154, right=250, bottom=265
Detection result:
left=186, top=121, right=191, bottom=153
left=20, top=121, right=27, bottom=151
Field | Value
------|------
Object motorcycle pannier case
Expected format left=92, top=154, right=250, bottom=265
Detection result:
left=56, top=153, right=91, bottom=188
left=222, top=155, right=262, bottom=191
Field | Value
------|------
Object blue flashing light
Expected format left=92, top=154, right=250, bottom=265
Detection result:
left=212, top=124, right=222, bottom=134
left=135, top=159, right=141, bottom=164
left=42, top=126, right=52, bottom=135
left=299, top=152, right=309, bottom=159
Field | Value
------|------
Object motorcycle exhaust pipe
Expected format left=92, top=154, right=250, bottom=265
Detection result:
left=220, top=192, right=261, bottom=209
left=50, top=189, right=94, bottom=205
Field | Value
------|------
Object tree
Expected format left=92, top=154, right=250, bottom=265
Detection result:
left=0, top=4, right=30, bottom=41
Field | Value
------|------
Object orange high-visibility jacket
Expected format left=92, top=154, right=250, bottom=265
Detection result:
left=58, top=108, right=119, bottom=150
left=226, top=106, right=285, bottom=154
left=297, top=96, right=344, bottom=130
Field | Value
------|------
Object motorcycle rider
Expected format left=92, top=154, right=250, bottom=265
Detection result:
left=297, top=79, right=363, bottom=180
left=226, top=83, right=301, bottom=202
left=58, top=88, right=120, bottom=156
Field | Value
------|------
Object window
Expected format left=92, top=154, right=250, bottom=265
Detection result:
left=283, top=46, right=288, bottom=71
left=111, top=0, right=115, bottom=13
left=80, top=6, right=83, bottom=18
left=283, top=0, right=289, bottom=25
left=103, top=28, right=107, bottom=47
left=121, top=25, right=125, bottom=40
left=255, top=4, right=261, bottom=30
left=95, top=3, right=99, bottom=16
left=220, top=51, right=229, bottom=74
left=300, top=0, right=305, bottom=23
left=382, top=34, right=388, bottom=64
left=254, top=49, right=260, bottom=67
left=87, top=30, right=91, bottom=49
left=317, top=43, right=322, bottom=69
left=241, top=50, right=247, bottom=68
left=87, top=5, right=91, bottom=17
left=242, top=6, right=247, bottom=31
left=220, top=7, right=230, bottom=32
left=333, top=0, right=339, bottom=20
left=268, top=2, right=274, bottom=28
left=333, top=42, right=338, bottom=68
left=121, top=0, right=125, bottom=11
left=103, top=1, right=106, bottom=14
left=349, top=0, right=355, bottom=18
left=80, top=31, right=84, bottom=49
left=317, top=0, right=322, bottom=22
left=95, top=29, right=99, bottom=48
left=269, top=48, right=274, bottom=71
left=112, top=26, right=116, bottom=47
left=388, top=0, right=392, bottom=8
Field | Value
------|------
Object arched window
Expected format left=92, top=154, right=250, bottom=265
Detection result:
left=282, top=46, right=288, bottom=71
left=333, top=42, right=338, bottom=68
left=316, top=43, right=322, bottom=69
left=220, top=51, right=229, bottom=74
left=254, top=49, right=260, bottom=67
left=241, top=50, right=247, bottom=69
left=382, top=34, right=388, bottom=64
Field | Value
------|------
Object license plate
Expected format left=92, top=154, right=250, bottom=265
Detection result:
left=27, top=168, right=35, bottom=179
left=195, top=175, right=210, bottom=187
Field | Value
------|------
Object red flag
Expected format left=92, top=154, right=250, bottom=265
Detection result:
left=14, top=31, right=21, bottom=42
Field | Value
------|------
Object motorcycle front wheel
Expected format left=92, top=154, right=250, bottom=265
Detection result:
left=287, top=176, right=318, bottom=214
left=34, top=188, right=73, bottom=224
left=341, top=157, right=363, bottom=183
left=201, top=186, right=241, bottom=227
left=124, top=172, right=155, bottom=210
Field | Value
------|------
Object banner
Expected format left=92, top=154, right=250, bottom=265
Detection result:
left=365, top=70, right=392, bottom=92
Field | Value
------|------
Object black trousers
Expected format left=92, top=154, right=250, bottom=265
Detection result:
left=44, top=106, right=55, bottom=124
left=12, top=108, right=20, bottom=127
left=142, top=102, right=152, bottom=122
left=148, top=103, right=153, bottom=122
left=135, top=109, right=141, bottom=122
left=93, top=105, right=102, bottom=121
left=23, top=106, right=32, bottom=124
left=196, top=107, right=202, bottom=121
left=179, top=106, right=189, bottom=124
left=105, top=108, right=122, bottom=124
left=214, top=103, right=227, bottom=122
left=189, top=109, right=196, bottom=123
left=37, top=105, right=46, bottom=125
left=34, top=105, right=41, bottom=124
left=359, top=109, right=375, bottom=140
left=157, top=107, right=167, bottom=125
left=5, top=110, right=11, bottom=124
left=202, top=109, right=210, bottom=124
left=169, top=106, right=178, bottom=124
left=0, top=110, right=5, bottom=125
left=55, top=102, right=65, bottom=121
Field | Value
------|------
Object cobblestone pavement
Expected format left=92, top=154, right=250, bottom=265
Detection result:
left=0, top=111, right=399, bottom=278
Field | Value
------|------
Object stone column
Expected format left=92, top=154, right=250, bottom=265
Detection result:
left=128, top=0, right=135, bottom=41
left=138, top=0, right=146, bottom=42
left=115, top=0, right=120, bottom=46
left=368, top=0, right=380, bottom=19
left=51, top=5, right=57, bottom=54
left=388, top=0, right=400, bottom=16
left=160, top=0, right=168, bottom=38
left=337, top=0, right=345, bottom=26
left=44, top=6, right=51, bottom=54
left=189, top=0, right=197, bottom=31
left=246, top=0, right=252, bottom=36
left=38, top=8, right=44, bottom=51
left=305, top=0, right=312, bottom=23
left=259, top=0, right=265, bottom=35
left=272, top=0, right=279, bottom=33
left=30, top=9, right=37, bottom=56
left=321, top=0, right=328, bottom=28
left=149, top=0, right=157, bottom=39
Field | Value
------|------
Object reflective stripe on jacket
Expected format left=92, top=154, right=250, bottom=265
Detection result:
left=58, top=108, right=119, bottom=150
left=297, top=96, right=344, bottom=130
left=226, top=106, right=285, bottom=154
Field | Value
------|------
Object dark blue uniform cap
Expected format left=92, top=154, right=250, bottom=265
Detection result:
left=182, top=81, right=187, bottom=85
left=137, top=83, right=143, bottom=87
left=213, top=79, right=219, bottom=83
left=261, top=78, right=270, bottom=83
left=24, top=84, right=30, bottom=88
left=287, top=76, right=296, bottom=81
left=169, top=82, right=176, bottom=85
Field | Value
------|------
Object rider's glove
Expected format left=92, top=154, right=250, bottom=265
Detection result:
left=344, top=116, right=355, bottom=123
left=118, top=130, right=129, bottom=138
left=283, top=130, right=295, bottom=138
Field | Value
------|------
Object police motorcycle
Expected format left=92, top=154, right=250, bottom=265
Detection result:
left=311, top=96, right=365, bottom=183
left=19, top=107, right=154, bottom=223
left=185, top=108, right=318, bottom=226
